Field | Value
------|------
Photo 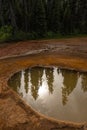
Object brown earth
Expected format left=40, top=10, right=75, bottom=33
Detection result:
left=0, top=37, right=87, bottom=130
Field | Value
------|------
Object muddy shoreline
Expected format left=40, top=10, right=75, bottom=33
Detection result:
left=0, top=37, right=87, bottom=130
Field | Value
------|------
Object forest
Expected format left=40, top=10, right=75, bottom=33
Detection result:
left=0, top=0, right=87, bottom=41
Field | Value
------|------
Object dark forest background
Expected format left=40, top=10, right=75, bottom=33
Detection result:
left=0, top=0, right=87, bottom=42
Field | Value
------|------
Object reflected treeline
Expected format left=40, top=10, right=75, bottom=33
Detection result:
left=45, top=68, right=54, bottom=94
left=8, top=67, right=87, bottom=105
left=61, top=70, right=78, bottom=105
left=30, top=67, right=43, bottom=100
left=9, top=72, right=21, bottom=92
left=81, top=74, right=87, bottom=92
left=24, top=70, right=29, bottom=93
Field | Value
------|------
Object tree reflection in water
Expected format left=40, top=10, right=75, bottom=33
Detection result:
left=30, top=68, right=39, bottom=100
left=8, top=67, right=87, bottom=104
left=8, top=67, right=87, bottom=122
left=81, top=73, right=87, bottom=92
left=61, top=70, right=78, bottom=105
left=9, top=71, right=21, bottom=92
left=24, top=69, right=29, bottom=93
left=45, top=68, right=54, bottom=94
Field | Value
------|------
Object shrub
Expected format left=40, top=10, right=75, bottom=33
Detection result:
left=0, top=25, right=13, bottom=42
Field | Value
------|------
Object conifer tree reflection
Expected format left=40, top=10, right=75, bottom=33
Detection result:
left=24, top=69, right=29, bottom=93
left=8, top=72, right=21, bottom=92
left=45, top=68, right=54, bottom=94
left=81, top=73, right=87, bottom=92
left=38, top=67, right=43, bottom=86
left=61, top=70, right=78, bottom=105
left=30, top=67, right=42, bottom=100
left=57, top=68, right=60, bottom=74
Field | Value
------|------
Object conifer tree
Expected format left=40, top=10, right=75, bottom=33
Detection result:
left=0, top=0, right=87, bottom=37
left=30, top=0, right=47, bottom=36
left=77, top=0, right=87, bottom=33
left=47, top=0, right=61, bottom=32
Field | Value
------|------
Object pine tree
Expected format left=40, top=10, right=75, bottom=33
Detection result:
left=47, top=0, right=61, bottom=32
left=0, top=0, right=87, bottom=37
left=30, top=0, right=47, bottom=37
left=77, top=0, right=87, bottom=33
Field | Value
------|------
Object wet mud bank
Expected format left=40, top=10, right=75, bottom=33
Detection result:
left=0, top=37, right=87, bottom=130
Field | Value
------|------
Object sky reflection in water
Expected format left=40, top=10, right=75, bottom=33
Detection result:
left=8, top=67, right=87, bottom=122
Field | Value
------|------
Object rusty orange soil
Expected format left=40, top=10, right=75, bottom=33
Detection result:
left=0, top=37, right=87, bottom=130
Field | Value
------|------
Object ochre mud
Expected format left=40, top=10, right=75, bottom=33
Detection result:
left=0, top=37, right=87, bottom=130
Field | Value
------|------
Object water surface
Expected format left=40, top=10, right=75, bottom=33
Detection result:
left=8, top=67, right=87, bottom=122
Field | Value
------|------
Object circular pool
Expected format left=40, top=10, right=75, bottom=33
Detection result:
left=8, top=66, right=87, bottom=122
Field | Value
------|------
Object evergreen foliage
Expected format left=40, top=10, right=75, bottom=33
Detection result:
left=0, top=0, right=87, bottom=41
left=30, top=0, right=47, bottom=37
